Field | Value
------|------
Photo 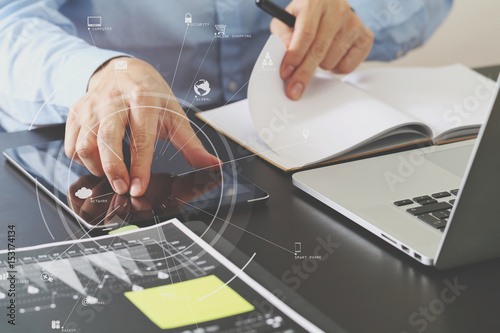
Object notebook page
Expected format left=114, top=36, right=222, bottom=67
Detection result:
left=197, top=101, right=429, bottom=171
left=247, top=35, right=427, bottom=167
left=197, top=100, right=302, bottom=170
left=343, top=64, right=496, bottom=142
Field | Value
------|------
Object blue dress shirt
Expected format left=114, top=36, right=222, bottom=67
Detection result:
left=0, top=0, right=452, bottom=131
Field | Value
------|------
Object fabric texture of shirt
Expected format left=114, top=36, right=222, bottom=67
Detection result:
left=0, top=0, right=452, bottom=131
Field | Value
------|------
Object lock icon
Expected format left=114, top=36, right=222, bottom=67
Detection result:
left=185, top=13, right=192, bottom=24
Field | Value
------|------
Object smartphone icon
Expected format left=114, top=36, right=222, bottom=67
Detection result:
left=294, top=242, right=301, bottom=253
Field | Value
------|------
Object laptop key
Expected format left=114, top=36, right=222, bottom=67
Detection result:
left=431, top=210, right=450, bottom=219
left=419, top=199, right=438, bottom=205
left=406, top=202, right=452, bottom=216
left=449, top=199, right=455, bottom=205
left=394, top=199, right=413, bottom=207
left=418, top=213, right=439, bottom=223
left=436, top=221, right=448, bottom=229
left=418, top=214, right=447, bottom=229
left=413, top=195, right=432, bottom=203
left=432, top=192, right=451, bottom=199
left=450, top=189, right=459, bottom=195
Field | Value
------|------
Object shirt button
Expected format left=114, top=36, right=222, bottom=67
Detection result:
left=228, top=81, right=238, bottom=92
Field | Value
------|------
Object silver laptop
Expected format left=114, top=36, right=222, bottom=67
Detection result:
left=293, top=76, right=500, bottom=269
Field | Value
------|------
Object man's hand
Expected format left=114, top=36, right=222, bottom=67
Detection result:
left=67, top=171, right=222, bottom=225
left=271, top=0, right=374, bottom=100
left=65, top=57, right=220, bottom=197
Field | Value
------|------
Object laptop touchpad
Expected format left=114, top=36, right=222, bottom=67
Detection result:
left=422, top=144, right=474, bottom=178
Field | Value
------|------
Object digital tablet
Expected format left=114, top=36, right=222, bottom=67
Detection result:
left=3, top=140, right=268, bottom=232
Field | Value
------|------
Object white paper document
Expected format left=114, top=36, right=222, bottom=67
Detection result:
left=198, top=35, right=495, bottom=171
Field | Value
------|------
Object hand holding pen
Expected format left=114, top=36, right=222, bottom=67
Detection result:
left=257, top=0, right=374, bottom=100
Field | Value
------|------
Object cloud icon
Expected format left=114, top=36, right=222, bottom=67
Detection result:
left=75, top=187, right=93, bottom=199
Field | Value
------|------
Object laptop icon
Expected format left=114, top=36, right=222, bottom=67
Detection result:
left=293, top=75, right=500, bottom=269
left=87, top=16, right=102, bottom=27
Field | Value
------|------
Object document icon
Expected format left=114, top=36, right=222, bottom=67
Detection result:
left=114, top=60, right=127, bottom=70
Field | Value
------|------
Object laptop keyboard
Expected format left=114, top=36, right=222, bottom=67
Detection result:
left=394, top=189, right=459, bottom=231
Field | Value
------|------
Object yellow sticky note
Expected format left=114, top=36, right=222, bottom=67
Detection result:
left=124, top=275, right=255, bottom=329
left=108, top=225, right=139, bottom=235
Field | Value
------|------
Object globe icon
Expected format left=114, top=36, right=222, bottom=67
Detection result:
left=194, top=79, right=211, bottom=96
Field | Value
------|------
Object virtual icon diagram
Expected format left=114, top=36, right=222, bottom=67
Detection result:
left=194, top=79, right=211, bottom=96
left=185, top=13, right=192, bottom=24
left=266, top=316, right=283, bottom=329
left=51, top=320, right=61, bottom=329
left=215, top=24, right=227, bottom=37
left=75, top=187, right=92, bottom=200
left=115, top=60, right=128, bottom=70
left=294, top=242, right=301, bottom=253
left=82, top=295, right=99, bottom=306
left=262, top=52, right=274, bottom=67
left=87, top=16, right=102, bottom=28
left=261, top=52, right=277, bottom=71
left=302, top=129, right=310, bottom=141
left=41, top=272, right=54, bottom=282
left=27, top=285, right=40, bottom=294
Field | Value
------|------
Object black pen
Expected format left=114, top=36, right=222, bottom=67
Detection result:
left=256, top=0, right=296, bottom=28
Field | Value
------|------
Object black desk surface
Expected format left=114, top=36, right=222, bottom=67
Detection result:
left=1, top=66, right=499, bottom=333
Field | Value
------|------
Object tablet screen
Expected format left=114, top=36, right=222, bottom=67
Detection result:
left=4, top=140, right=268, bottom=229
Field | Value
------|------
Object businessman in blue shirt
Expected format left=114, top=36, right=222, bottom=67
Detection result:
left=0, top=0, right=452, bottom=196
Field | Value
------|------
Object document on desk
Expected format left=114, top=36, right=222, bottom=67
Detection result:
left=197, top=35, right=496, bottom=171
left=0, top=219, right=327, bottom=332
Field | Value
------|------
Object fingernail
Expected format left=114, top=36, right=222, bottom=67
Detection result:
left=282, top=65, right=295, bottom=80
left=130, top=178, right=142, bottom=197
left=290, top=82, right=304, bottom=100
left=112, top=179, right=128, bottom=194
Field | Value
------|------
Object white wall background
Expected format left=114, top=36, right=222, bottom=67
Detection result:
left=358, top=0, right=500, bottom=70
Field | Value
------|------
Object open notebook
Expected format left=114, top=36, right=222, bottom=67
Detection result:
left=197, top=35, right=496, bottom=171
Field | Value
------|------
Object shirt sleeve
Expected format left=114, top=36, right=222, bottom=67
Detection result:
left=0, top=0, right=129, bottom=129
left=349, top=0, right=453, bottom=61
